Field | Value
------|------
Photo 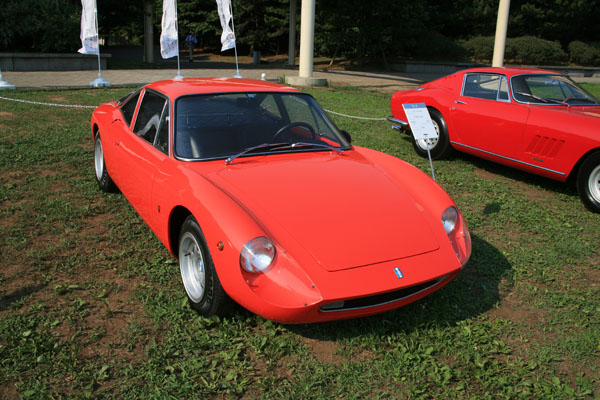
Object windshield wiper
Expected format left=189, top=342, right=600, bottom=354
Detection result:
left=516, top=92, right=565, bottom=105
left=225, top=141, right=344, bottom=164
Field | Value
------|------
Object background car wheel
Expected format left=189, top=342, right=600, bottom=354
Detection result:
left=178, top=216, right=233, bottom=316
left=576, top=151, right=600, bottom=213
left=94, top=134, right=118, bottom=192
left=412, top=108, right=453, bottom=160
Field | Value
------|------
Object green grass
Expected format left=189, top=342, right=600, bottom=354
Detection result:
left=1, top=85, right=599, bottom=399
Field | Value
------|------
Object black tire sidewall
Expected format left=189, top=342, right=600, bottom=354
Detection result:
left=576, top=151, right=600, bottom=213
left=179, top=216, right=227, bottom=316
left=412, top=109, right=452, bottom=160
left=94, top=135, right=117, bottom=192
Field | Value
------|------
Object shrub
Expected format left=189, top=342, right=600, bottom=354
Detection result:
left=568, top=41, right=600, bottom=66
left=461, top=35, right=568, bottom=65
left=507, top=36, right=567, bottom=65
left=460, top=36, right=494, bottom=61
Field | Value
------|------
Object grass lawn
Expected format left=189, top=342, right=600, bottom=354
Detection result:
left=0, top=84, right=599, bottom=399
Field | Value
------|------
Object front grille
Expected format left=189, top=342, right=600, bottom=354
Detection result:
left=319, top=275, right=448, bottom=313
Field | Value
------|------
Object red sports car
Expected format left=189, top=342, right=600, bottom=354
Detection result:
left=91, top=78, right=471, bottom=323
left=389, top=67, right=600, bottom=213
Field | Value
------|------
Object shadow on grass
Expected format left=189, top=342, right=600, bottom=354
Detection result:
left=0, top=285, right=46, bottom=312
left=285, top=234, right=512, bottom=340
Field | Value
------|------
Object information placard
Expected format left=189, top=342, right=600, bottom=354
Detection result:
left=402, top=103, right=438, bottom=141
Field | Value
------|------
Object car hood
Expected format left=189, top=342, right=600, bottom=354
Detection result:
left=203, top=151, right=441, bottom=272
left=566, top=106, right=600, bottom=118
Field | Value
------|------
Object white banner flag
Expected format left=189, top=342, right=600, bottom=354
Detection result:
left=78, top=0, right=99, bottom=55
left=160, top=0, right=179, bottom=59
left=216, top=0, right=236, bottom=52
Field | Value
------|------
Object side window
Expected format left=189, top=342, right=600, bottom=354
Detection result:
left=134, top=91, right=167, bottom=144
left=498, top=76, right=509, bottom=101
left=120, top=91, right=141, bottom=126
left=155, top=106, right=169, bottom=155
left=462, top=74, right=507, bottom=101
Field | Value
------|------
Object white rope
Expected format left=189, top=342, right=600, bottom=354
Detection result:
left=324, top=109, right=387, bottom=121
left=0, top=95, right=96, bottom=109
left=0, top=95, right=388, bottom=121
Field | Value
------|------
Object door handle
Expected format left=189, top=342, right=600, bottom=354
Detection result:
left=454, top=100, right=467, bottom=105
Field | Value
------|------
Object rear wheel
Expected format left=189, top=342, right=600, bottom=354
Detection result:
left=94, top=134, right=118, bottom=192
left=577, top=151, right=600, bottom=213
left=412, top=108, right=453, bottom=160
left=178, top=216, right=233, bottom=316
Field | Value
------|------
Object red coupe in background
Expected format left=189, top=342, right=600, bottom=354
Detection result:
left=91, top=78, right=471, bottom=323
left=389, top=67, right=600, bottom=213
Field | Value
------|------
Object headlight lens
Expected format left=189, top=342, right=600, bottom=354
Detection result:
left=240, top=237, right=276, bottom=273
left=441, top=206, right=471, bottom=267
left=441, top=206, right=458, bottom=234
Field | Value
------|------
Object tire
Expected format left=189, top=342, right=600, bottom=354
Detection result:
left=178, top=216, right=233, bottom=316
left=94, top=134, right=118, bottom=193
left=576, top=151, right=600, bottom=213
left=412, top=108, right=453, bottom=160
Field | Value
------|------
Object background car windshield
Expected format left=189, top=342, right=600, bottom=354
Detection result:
left=512, top=75, right=599, bottom=105
left=175, top=92, right=349, bottom=160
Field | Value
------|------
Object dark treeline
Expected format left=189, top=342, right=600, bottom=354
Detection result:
left=1, top=0, right=599, bottom=64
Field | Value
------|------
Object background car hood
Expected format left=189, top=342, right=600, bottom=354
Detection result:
left=205, top=151, right=440, bottom=271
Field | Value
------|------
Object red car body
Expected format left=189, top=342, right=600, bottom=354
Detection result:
left=91, top=78, right=471, bottom=323
left=389, top=67, right=600, bottom=213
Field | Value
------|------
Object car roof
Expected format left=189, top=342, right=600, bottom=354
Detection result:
left=144, top=77, right=302, bottom=98
left=459, top=66, right=562, bottom=77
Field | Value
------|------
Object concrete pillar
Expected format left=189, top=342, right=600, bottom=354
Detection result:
left=288, top=0, right=297, bottom=66
left=286, top=0, right=327, bottom=86
left=492, top=0, right=510, bottom=67
left=144, top=1, right=154, bottom=63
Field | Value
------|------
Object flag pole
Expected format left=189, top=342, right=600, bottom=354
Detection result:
left=229, top=1, right=242, bottom=78
left=90, top=0, right=110, bottom=87
left=174, top=0, right=183, bottom=80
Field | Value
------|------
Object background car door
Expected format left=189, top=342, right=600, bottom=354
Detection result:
left=115, top=89, right=169, bottom=225
left=450, top=73, right=530, bottom=160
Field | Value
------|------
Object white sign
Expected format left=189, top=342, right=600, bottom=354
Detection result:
left=402, top=103, right=438, bottom=141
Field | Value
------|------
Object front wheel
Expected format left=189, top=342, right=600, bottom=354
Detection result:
left=94, top=134, right=118, bottom=192
left=576, top=151, right=600, bottom=213
left=412, top=108, right=453, bottom=160
left=178, top=216, right=233, bottom=316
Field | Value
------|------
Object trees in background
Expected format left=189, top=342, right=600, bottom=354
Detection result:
left=0, top=0, right=599, bottom=66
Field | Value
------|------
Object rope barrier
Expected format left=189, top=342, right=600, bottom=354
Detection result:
left=0, top=95, right=389, bottom=121
left=324, top=109, right=388, bottom=121
left=0, top=95, right=96, bottom=109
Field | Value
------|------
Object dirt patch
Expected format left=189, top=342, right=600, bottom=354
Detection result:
left=299, top=336, right=343, bottom=364
left=0, top=111, right=15, bottom=119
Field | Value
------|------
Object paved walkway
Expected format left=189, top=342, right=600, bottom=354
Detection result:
left=2, top=66, right=442, bottom=93
left=2, top=65, right=599, bottom=92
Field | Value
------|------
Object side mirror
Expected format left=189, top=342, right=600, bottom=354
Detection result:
left=341, top=129, right=352, bottom=144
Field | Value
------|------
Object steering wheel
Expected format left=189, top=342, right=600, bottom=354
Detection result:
left=272, top=122, right=316, bottom=141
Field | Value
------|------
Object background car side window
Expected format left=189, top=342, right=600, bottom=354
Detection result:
left=463, top=74, right=506, bottom=101
left=134, top=91, right=167, bottom=145
left=120, top=91, right=141, bottom=126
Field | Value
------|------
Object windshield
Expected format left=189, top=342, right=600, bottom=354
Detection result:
left=511, top=74, right=600, bottom=105
left=174, top=92, right=350, bottom=160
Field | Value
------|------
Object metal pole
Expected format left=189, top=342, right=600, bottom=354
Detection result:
left=230, top=1, right=242, bottom=78
left=90, top=0, right=110, bottom=87
left=174, top=0, right=183, bottom=79
left=492, top=0, right=511, bottom=67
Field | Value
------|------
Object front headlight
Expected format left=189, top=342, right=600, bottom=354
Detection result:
left=441, top=206, right=471, bottom=267
left=240, top=237, right=276, bottom=273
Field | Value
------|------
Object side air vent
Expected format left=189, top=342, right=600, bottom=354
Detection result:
left=525, top=135, right=565, bottom=159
